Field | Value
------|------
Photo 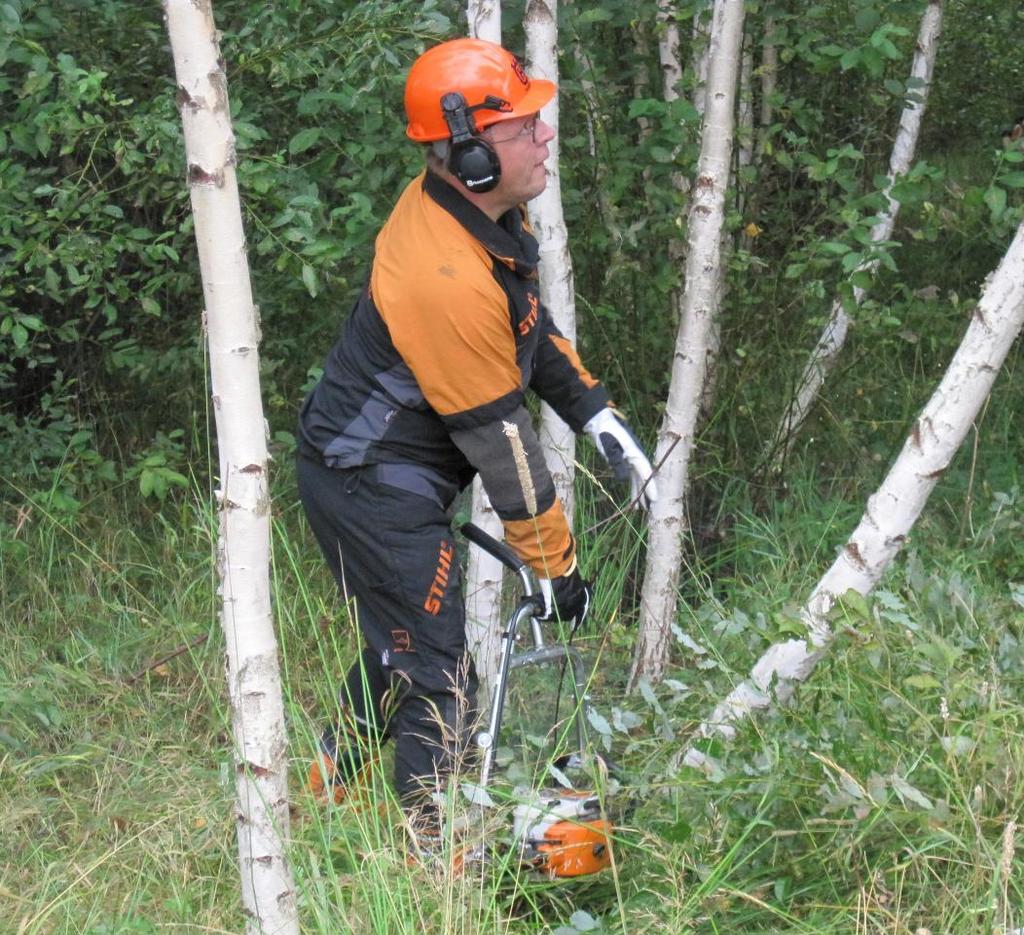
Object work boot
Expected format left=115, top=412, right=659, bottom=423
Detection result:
left=307, top=744, right=381, bottom=810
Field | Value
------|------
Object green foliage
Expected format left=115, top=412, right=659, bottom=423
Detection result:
left=0, top=0, right=454, bottom=512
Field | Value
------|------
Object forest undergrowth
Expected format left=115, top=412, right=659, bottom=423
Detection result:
left=2, top=429, right=1022, bottom=934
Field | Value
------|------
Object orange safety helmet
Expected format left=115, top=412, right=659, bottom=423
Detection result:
left=405, top=38, right=556, bottom=142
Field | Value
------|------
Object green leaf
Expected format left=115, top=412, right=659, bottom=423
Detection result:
left=836, top=589, right=871, bottom=622
left=141, top=296, right=161, bottom=316
left=984, top=185, right=1007, bottom=218
left=656, top=818, right=692, bottom=844
left=301, top=264, right=318, bottom=298
left=998, top=171, right=1024, bottom=189
left=288, top=127, right=322, bottom=155
left=569, top=910, right=600, bottom=931
left=819, top=241, right=850, bottom=256
left=586, top=708, right=612, bottom=737
left=904, top=674, right=941, bottom=690
left=873, top=37, right=901, bottom=61
left=890, top=773, right=933, bottom=811
left=11, top=323, right=28, bottom=348
left=855, top=9, right=880, bottom=32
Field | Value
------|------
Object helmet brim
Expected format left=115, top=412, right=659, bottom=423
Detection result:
left=478, top=78, right=557, bottom=130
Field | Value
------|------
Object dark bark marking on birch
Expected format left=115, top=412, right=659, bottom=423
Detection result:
left=188, top=164, right=224, bottom=186
left=844, top=541, right=866, bottom=568
left=208, top=68, right=229, bottom=112
left=973, top=304, right=987, bottom=326
left=696, top=174, right=715, bottom=189
left=238, top=762, right=272, bottom=778
left=910, top=420, right=922, bottom=449
left=175, top=86, right=200, bottom=112
left=240, top=463, right=263, bottom=474
left=921, top=468, right=945, bottom=479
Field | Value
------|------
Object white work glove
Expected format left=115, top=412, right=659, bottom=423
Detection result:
left=583, top=407, right=659, bottom=510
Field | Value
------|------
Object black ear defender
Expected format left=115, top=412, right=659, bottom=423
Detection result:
left=440, top=92, right=510, bottom=194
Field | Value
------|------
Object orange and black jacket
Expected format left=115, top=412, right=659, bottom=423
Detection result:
left=299, top=170, right=610, bottom=577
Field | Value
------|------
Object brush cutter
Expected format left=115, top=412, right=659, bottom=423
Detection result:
left=461, top=522, right=621, bottom=878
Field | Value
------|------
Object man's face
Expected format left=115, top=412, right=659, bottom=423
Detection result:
left=482, top=113, right=556, bottom=207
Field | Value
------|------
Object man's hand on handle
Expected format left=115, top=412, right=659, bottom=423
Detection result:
left=584, top=407, right=659, bottom=510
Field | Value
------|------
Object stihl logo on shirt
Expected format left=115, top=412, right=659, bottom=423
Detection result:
left=519, top=291, right=539, bottom=336
left=423, top=539, right=455, bottom=615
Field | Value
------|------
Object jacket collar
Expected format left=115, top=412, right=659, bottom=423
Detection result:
left=424, top=170, right=538, bottom=278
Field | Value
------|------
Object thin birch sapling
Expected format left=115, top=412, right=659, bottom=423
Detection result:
left=685, top=216, right=1024, bottom=775
left=767, top=0, right=945, bottom=472
left=163, top=1, right=297, bottom=931
left=633, top=0, right=747, bottom=685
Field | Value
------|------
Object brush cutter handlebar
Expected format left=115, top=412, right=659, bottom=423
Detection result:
left=460, top=521, right=542, bottom=606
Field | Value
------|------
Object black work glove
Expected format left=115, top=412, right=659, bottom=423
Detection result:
left=538, top=561, right=592, bottom=629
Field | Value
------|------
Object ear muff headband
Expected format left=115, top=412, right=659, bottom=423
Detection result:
left=440, top=92, right=509, bottom=194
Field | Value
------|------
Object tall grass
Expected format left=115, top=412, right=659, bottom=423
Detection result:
left=2, top=440, right=1023, bottom=933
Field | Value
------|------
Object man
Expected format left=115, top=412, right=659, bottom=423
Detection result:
left=296, top=37, right=657, bottom=846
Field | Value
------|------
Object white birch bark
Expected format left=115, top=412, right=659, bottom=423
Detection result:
left=757, top=16, right=778, bottom=155
left=526, top=0, right=577, bottom=520
left=684, top=218, right=1024, bottom=775
left=464, top=0, right=505, bottom=704
left=467, top=0, right=501, bottom=42
left=633, top=22, right=654, bottom=142
left=633, top=0, right=747, bottom=685
left=657, top=0, right=683, bottom=103
left=736, top=40, right=754, bottom=184
left=767, top=0, right=944, bottom=472
left=465, top=479, right=505, bottom=702
left=691, top=0, right=726, bottom=119
left=163, top=2, right=297, bottom=932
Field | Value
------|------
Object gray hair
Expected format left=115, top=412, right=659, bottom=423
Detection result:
left=428, top=139, right=450, bottom=163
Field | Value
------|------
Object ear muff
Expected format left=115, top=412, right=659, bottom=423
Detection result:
left=441, top=92, right=502, bottom=194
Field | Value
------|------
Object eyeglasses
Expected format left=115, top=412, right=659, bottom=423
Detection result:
left=485, top=115, right=539, bottom=145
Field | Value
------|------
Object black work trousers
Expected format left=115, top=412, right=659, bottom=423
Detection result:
left=297, top=454, right=478, bottom=817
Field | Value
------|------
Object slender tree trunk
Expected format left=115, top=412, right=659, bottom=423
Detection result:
left=633, top=0, right=746, bottom=685
left=633, top=22, right=654, bottom=142
left=464, top=0, right=505, bottom=704
left=526, top=0, right=577, bottom=520
left=736, top=39, right=754, bottom=197
left=684, top=217, right=1024, bottom=775
left=767, top=0, right=944, bottom=472
left=690, top=2, right=717, bottom=119
left=163, top=2, right=297, bottom=932
left=657, top=0, right=683, bottom=103
left=467, top=0, right=500, bottom=42
left=757, top=15, right=778, bottom=155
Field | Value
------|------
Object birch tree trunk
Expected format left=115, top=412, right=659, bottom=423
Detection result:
left=467, top=0, right=501, bottom=42
left=464, top=0, right=505, bottom=704
left=767, top=0, right=944, bottom=472
left=163, top=2, right=297, bottom=932
left=684, top=218, right=1024, bottom=775
left=756, top=15, right=778, bottom=156
left=526, top=0, right=577, bottom=520
left=633, top=0, right=746, bottom=685
left=657, top=0, right=683, bottom=103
